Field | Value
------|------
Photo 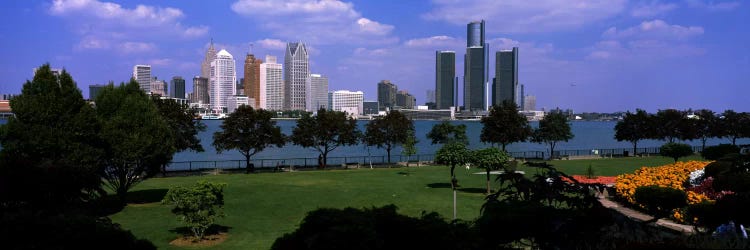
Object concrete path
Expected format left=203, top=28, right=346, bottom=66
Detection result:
left=597, top=192, right=697, bottom=234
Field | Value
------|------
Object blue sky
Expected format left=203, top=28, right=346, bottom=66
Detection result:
left=0, top=0, right=748, bottom=112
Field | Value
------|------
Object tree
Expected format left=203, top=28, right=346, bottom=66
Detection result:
left=652, top=109, right=687, bottom=143
left=402, top=129, right=418, bottom=166
left=435, top=142, right=471, bottom=187
left=480, top=101, right=532, bottom=151
left=426, top=121, right=468, bottom=145
left=660, top=142, right=693, bottom=162
left=717, top=110, right=750, bottom=145
left=614, top=109, right=652, bottom=156
left=96, top=80, right=174, bottom=202
left=213, top=106, right=285, bottom=173
left=290, top=108, right=361, bottom=169
left=694, top=109, right=719, bottom=150
left=0, top=64, right=104, bottom=209
left=152, top=97, right=205, bottom=176
left=532, top=112, right=574, bottom=159
left=364, top=110, right=414, bottom=164
left=162, top=181, right=226, bottom=241
left=471, top=147, right=510, bottom=194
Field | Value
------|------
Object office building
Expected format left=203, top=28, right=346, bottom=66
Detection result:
left=328, top=90, right=363, bottom=115
left=201, top=39, right=216, bottom=79
left=493, top=47, right=518, bottom=107
left=192, top=76, right=210, bottom=104
left=308, top=74, right=329, bottom=111
left=133, top=65, right=151, bottom=93
left=362, top=101, right=379, bottom=115
left=227, top=95, right=249, bottom=113
left=150, top=78, right=167, bottom=96
left=464, top=20, right=487, bottom=111
left=396, top=90, right=416, bottom=109
left=284, top=42, right=310, bottom=111
left=210, top=49, right=237, bottom=113
left=524, top=95, right=536, bottom=111
left=89, top=84, right=106, bottom=100
left=435, top=51, right=455, bottom=109
left=261, top=55, right=283, bottom=110
left=243, top=53, right=262, bottom=108
left=377, top=80, right=397, bottom=110
left=518, top=84, right=524, bottom=110
left=170, top=76, right=185, bottom=99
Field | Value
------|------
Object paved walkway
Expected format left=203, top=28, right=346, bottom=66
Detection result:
left=597, top=191, right=697, bottom=234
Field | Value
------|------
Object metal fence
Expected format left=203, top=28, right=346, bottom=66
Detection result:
left=163, top=145, right=707, bottom=173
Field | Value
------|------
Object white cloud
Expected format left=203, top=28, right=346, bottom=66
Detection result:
left=603, top=20, right=704, bottom=40
left=231, top=0, right=396, bottom=45
left=256, top=39, right=287, bottom=50
left=118, top=42, right=156, bottom=54
left=587, top=38, right=704, bottom=60
left=422, top=0, right=627, bottom=33
left=404, top=36, right=463, bottom=48
left=49, top=0, right=208, bottom=51
left=147, top=58, right=172, bottom=67
left=630, top=1, right=678, bottom=17
left=686, top=0, right=741, bottom=11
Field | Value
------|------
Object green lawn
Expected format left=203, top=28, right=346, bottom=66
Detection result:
left=109, top=155, right=706, bottom=249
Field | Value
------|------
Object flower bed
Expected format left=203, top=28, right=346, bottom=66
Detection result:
left=614, top=161, right=711, bottom=205
left=563, top=175, right=617, bottom=185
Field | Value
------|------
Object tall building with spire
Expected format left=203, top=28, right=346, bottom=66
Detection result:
left=210, top=49, right=236, bottom=113
left=261, top=55, right=283, bottom=110
left=284, top=42, right=310, bottom=111
left=435, top=51, right=455, bottom=109
left=201, top=39, right=217, bottom=100
left=464, top=20, right=487, bottom=111
left=243, top=51, right=262, bottom=108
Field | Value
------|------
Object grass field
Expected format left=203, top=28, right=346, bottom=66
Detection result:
left=109, top=155, right=705, bottom=249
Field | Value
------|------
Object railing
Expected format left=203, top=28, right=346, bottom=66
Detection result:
left=164, top=145, right=708, bottom=173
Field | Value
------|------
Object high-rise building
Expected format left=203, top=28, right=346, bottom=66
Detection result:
left=170, top=76, right=186, bottom=99
left=133, top=65, right=151, bottom=93
left=464, top=20, right=487, bottom=111
left=396, top=90, right=416, bottom=109
left=308, top=74, right=329, bottom=111
left=227, top=95, right=249, bottom=113
left=192, top=76, right=210, bottom=104
left=210, top=49, right=237, bottom=113
left=377, top=80, right=397, bottom=110
left=89, top=84, right=106, bottom=100
left=363, top=101, right=379, bottom=115
left=435, top=51, right=455, bottom=109
left=492, top=47, right=518, bottom=107
left=150, top=78, right=167, bottom=96
left=524, top=95, right=536, bottom=111
left=261, top=55, right=283, bottom=110
left=284, top=42, right=310, bottom=111
left=201, top=39, right=217, bottom=79
left=243, top=53, right=262, bottom=108
left=426, top=89, right=435, bottom=104
left=328, top=90, right=363, bottom=115
left=518, top=84, right=524, bottom=110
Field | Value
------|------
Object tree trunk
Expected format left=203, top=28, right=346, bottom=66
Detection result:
left=322, top=151, right=328, bottom=169
left=386, top=145, right=392, bottom=165
left=701, top=138, right=707, bottom=152
left=486, top=169, right=491, bottom=194
left=450, top=165, right=455, bottom=178
left=501, top=143, right=507, bottom=152
left=633, top=141, right=638, bottom=158
left=732, top=137, right=737, bottom=146
left=245, top=153, right=253, bottom=173
left=550, top=142, right=556, bottom=160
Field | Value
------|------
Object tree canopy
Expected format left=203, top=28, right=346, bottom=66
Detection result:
left=718, top=110, right=750, bottom=145
left=532, top=112, right=574, bottom=159
left=426, top=121, right=468, bottom=145
left=213, top=106, right=285, bottom=173
left=435, top=142, right=471, bottom=188
left=152, top=97, right=205, bottom=175
left=471, top=147, right=511, bottom=194
left=480, top=101, right=531, bottom=151
left=364, top=110, right=414, bottom=164
left=96, top=79, right=175, bottom=202
left=614, top=109, right=652, bottom=156
left=290, top=108, right=360, bottom=169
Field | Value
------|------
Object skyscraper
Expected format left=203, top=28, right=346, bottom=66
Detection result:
left=464, top=20, right=487, bottom=111
left=261, top=55, right=283, bottom=110
left=243, top=53, right=262, bottom=108
left=170, top=76, right=186, bottom=99
left=284, top=42, right=310, bottom=111
left=377, top=80, right=397, bottom=110
left=133, top=65, right=151, bottom=93
left=150, top=78, right=167, bottom=96
left=308, top=74, right=329, bottom=111
left=524, top=95, right=536, bottom=111
left=396, top=90, right=416, bottom=109
left=435, top=51, right=455, bottom=109
left=519, top=84, right=525, bottom=110
left=201, top=39, right=216, bottom=79
left=210, top=49, right=237, bottom=113
left=192, top=76, right=210, bottom=105
left=493, top=47, right=518, bottom=107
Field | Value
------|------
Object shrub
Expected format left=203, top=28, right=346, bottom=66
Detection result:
left=660, top=143, right=694, bottom=162
left=687, top=201, right=723, bottom=230
left=162, top=181, right=226, bottom=240
left=701, top=144, right=740, bottom=160
left=704, top=161, right=733, bottom=179
left=713, top=173, right=750, bottom=193
left=634, top=186, right=687, bottom=218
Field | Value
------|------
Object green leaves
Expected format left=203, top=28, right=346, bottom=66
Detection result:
left=426, top=121, right=468, bottom=145
left=162, top=181, right=226, bottom=240
left=364, top=110, right=414, bottom=163
left=532, top=111, right=574, bottom=157
left=480, top=101, right=531, bottom=150
left=290, top=108, right=361, bottom=168
left=471, top=147, right=510, bottom=172
left=212, top=105, right=285, bottom=173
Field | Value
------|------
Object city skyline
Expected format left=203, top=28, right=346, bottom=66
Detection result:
left=1, top=1, right=748, bottom=112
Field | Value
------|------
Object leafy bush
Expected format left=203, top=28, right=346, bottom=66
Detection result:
left=634, top=186, right=687, bottom=218
left=687, top=201, right=723, bottom=229
left=162, top=181, right=226, bottom=240
left=701, top=144, right=740, bottom=160
left=713, top=173, right=750, bottom=193
left=660, top=143, right=694, bottom=162
left=704, top=161, right=733, bottom=179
